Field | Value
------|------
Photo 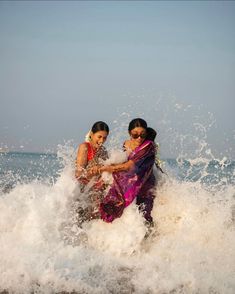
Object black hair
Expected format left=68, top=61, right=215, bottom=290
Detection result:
left=146, top=127, right=157, bottom=142
left=91, top=121, right=109, bottom=134
left=128, top=118, right=147, bottom=132
left=128, top=118, right=157, bottom=141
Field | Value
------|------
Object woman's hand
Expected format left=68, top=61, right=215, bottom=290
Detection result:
left=100, top=161, right=134, bottom=173
left=75, top=170, right=81, bottom=179
left=87, top=165, right=102, bottom=177
left=87, top=165, right=113, bottom=175
left=75, top=166, right=84, bottom=179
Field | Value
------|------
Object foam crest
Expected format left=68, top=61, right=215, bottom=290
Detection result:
left=0, top=151, right=234, bottom=293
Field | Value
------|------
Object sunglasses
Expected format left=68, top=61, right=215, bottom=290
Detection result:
left=131, top=133, right=147, bottom=139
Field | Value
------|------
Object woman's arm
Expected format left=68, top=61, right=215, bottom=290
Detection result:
left=75, top=143, right=88, bottom=179
left=99, top=160, right=135, bottom=174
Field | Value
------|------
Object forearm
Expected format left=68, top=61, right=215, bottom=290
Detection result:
left=100, top=160, right=134, bottom=173
left=75, top=143, right=88, bottom=179
left=76, top=167, right=96, bottom=187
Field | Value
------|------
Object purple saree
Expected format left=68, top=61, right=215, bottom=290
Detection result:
left=100, top=140, right=156, bottom=222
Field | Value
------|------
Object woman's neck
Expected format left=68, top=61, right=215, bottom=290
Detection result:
left=125, top=139, right=142, bottom=152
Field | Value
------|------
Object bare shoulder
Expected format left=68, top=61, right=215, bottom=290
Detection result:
left=79, top=142, right=88, bottom=150
left=77, top=142, right=88, bottom=156
left=123, top=140, right=136, bottom=154
left=123, top=140, right=132, bottom=149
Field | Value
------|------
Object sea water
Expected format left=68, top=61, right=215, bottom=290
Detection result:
left=0, top=145, right=234, bottom=294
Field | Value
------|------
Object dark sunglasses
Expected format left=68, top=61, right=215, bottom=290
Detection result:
left=131, top=133, right=147, bottom=139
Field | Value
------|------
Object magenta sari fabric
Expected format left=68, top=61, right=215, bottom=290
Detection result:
left=100, top=140, right=156, bottom=222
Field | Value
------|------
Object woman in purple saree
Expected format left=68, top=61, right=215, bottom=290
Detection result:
left=95, top=118, right=157, bottom=224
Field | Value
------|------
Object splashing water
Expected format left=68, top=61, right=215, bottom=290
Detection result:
left=0, top=96, right=235, bottom=293
left=1, top=150, right=234, bottom=293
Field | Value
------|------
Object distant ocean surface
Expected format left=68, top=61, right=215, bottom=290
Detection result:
left=0, top=150, right=234, bottom=293
left=1, top=151, right=234, bottom=193
left=0, top=152, right=63, bottom=193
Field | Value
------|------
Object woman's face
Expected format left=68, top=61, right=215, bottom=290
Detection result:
left=129, top=127, right=147, bottom=146
left=90, top=130, right=108, bottom=149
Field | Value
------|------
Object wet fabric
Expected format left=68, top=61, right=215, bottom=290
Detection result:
left=77, top=143, right=108, bottom=222
left=78, top=142, right=108, bottom=186
left=86, top=141, right=95, bottom=161
left=100, top=140, right=156, bottom=222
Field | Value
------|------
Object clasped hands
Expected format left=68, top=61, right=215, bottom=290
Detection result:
left=87, top=165, right=113, bottom=177
left=87, top=165, right=102, bottom=177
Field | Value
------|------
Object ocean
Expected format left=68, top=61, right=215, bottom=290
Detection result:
left=0, top=148, right=234, bottom=293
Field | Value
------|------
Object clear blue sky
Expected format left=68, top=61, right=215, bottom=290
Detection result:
left=0, top=1, right=234, bottom=159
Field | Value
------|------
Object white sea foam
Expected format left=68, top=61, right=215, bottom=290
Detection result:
left=0, top=147, right=234, bottom=294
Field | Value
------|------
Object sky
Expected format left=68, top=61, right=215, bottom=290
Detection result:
left=0, top=1, right=235, bottom=159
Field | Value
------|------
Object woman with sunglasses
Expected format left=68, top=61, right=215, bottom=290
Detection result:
left=91, top=118, right=157, bottom=226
